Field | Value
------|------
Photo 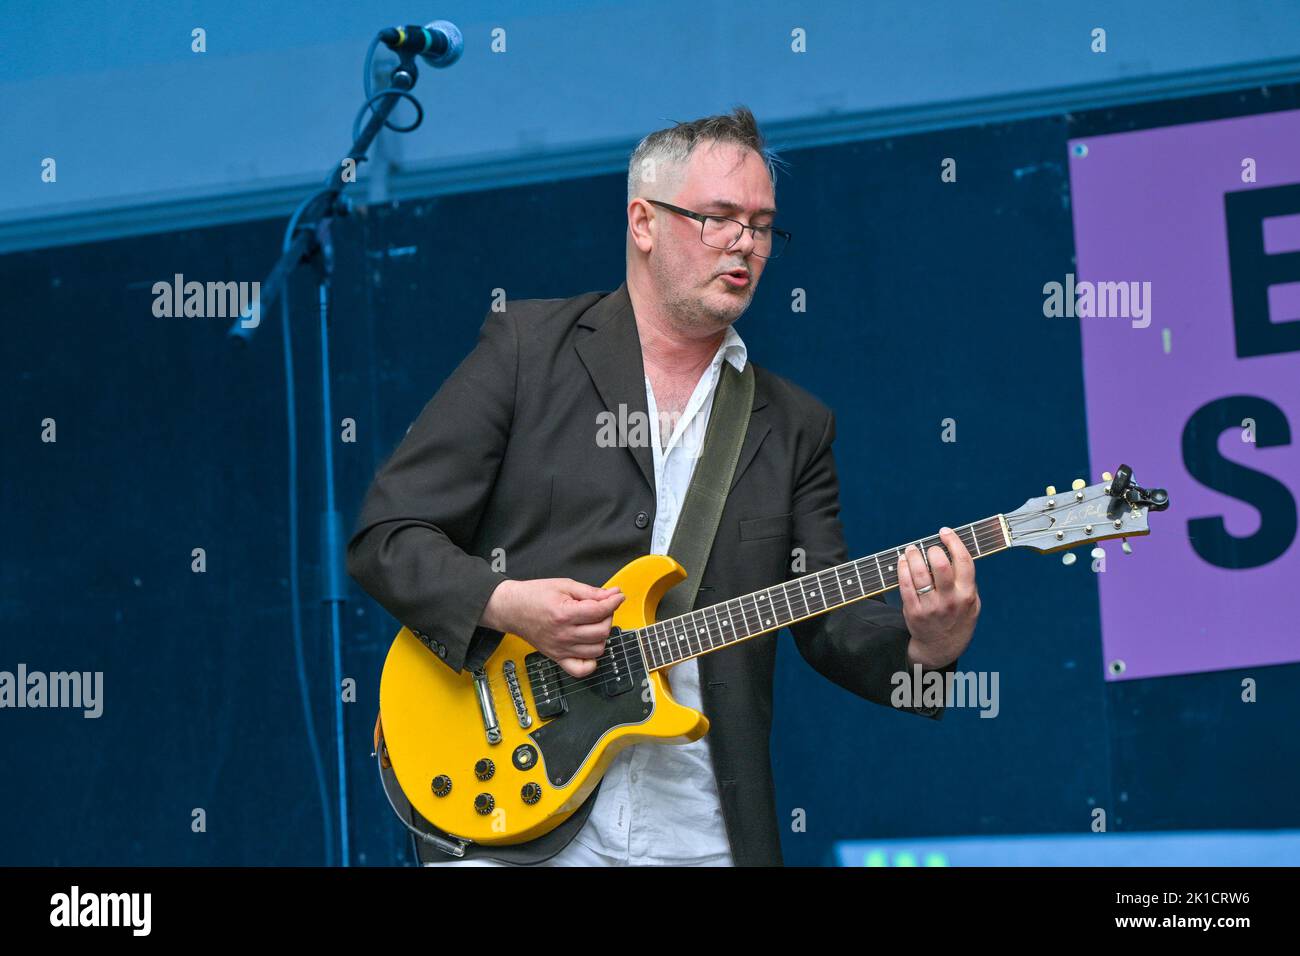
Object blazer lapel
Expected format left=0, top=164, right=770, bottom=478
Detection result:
left=575, top=281, right=773, bottom=497
left=729, top=384, right=770, bottom=494
left=575, top=284, right=656, bottom=493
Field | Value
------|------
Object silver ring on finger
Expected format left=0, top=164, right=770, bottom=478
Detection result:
left=915, top=583, right=935, bottom=595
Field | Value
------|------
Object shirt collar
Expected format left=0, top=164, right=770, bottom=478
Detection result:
left=717, top=323, right=748, bottom=373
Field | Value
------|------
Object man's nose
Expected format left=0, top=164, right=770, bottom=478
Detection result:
left=730, top=226, right=758, bottom=258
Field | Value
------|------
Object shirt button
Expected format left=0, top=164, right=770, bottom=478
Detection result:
left=634, top=511, right=650, bottom=529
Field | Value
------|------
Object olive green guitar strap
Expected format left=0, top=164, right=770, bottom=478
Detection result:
left=654, top=359, right=754, bottom=621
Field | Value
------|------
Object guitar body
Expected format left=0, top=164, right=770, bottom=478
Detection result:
left=378, top=553, right=709, bottom=846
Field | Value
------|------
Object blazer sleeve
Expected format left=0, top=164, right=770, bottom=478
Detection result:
left=346, top=309, right=517, bottom=674
left=787, top=407, right=957, bottom=720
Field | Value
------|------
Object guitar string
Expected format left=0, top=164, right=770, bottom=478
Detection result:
left=486, top=520, right=1008, bottom=699
left=538, top=522, right=1010, bottom=698
left=479, top=521, right=1009, bottom=701
left=474, top=504, right=1127, bottom=701
left=552, top=507, right=1132, bottom=698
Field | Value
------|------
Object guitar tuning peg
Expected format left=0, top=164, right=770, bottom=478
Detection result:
left=1071, top=478, right=1086, bottom=491
left=1046, top=485, right=1057, bottom=496
left=1121, top=538, right=1133, bottom=554
left=1102, top=471, right=1113, bottom=482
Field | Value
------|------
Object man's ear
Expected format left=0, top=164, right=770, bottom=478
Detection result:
left=628, top=199, right=656, bottom=254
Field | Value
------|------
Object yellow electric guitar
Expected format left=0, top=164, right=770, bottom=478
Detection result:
left=376, top=464, right=1168, bottom=850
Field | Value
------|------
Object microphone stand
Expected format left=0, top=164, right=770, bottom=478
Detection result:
left=227, top=46, right=427, bottom=867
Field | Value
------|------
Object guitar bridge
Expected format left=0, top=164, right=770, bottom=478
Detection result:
left=503, top=659, right=532, bottom=728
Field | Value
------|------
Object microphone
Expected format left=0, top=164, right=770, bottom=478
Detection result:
left=378, top=20, right=463, bottom=68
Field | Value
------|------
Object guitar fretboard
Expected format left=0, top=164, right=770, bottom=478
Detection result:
left=635, top=516, right=1007, bottom=670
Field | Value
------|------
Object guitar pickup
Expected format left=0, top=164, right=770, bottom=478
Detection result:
left=600, top=627, right=635, bottom=697
left=525, top=652, right=568, bottom=719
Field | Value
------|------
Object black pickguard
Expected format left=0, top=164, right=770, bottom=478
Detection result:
left=527, top=632, right=653, bottom=788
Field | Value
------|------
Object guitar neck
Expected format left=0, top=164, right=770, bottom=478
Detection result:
left=637, top=515, right=1009, bottom=671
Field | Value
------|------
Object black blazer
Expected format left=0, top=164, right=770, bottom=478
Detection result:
left=347, top=282, right=954, bottom=866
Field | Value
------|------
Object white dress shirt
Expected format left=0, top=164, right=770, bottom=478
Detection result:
left=567, top=322, right=747, bottom=865
left=433, top=323, right=747, bottom=867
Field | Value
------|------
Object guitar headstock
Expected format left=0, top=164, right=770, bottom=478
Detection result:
left=1005, top=463, right=1169, bottom=554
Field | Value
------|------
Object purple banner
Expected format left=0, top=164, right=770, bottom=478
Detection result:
left=1068, top=109, right=1300, bottom=681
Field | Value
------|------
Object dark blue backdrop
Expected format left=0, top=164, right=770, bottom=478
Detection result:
left=3, top=83, right=1297, bottom=866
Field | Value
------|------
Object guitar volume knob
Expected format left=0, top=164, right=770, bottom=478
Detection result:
left=431, top=775, right=452, bottom=797
left=474, top=758, right=495, bottom=781
left=521, top=782, right=542, bottom=805
left=474, top=793, right=495, bottom=815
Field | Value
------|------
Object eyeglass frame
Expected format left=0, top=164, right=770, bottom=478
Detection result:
left=644, top=199, right=792, bottom=260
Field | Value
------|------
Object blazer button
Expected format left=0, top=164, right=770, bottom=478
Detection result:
left=437, top=644, right=447, bottom=659
left=634, top=511, right=650, bottom=529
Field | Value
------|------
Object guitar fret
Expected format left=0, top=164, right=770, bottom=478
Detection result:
left=715, top=604, right=732, bottom=647
left=735, top=595, right=754, bottom=637
left=829, top=566, right=847, bottom=607
left=762, top=587, right=781, bottom=629
left=821, top=568, right=838, bottom=607
left=803, top=575, right=826, bottom=616
left=669, top=615, right=687, bottom=663
left=723, top=599, right=744, bottom=641
left=778, top=583, right=797, bottom=625
left=739, top=595, right=758, bottom=636
left=729, top=597, right=746, bottom=639
left=706, top=604, right=725, bottom=648
left=787, top=580, right=808, bottom=621
left=756, top=588, right=776, bottom=629
left=684, top=612, right=701, bottom=658
left=799, top=576, right=817, bottom=617
left=700, top=608, right=714, bottom=651
left=697, top=608, right=715, bottom=653
left=842, top=562, right=864, bottom=599
left=649, top=622, right=665, bottom=668
left=707, top=606, right=723, bottom=649
left=655, top=618, right=671, bottom=665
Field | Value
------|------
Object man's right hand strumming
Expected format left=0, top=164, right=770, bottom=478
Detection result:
left=481, top=578, right=626, bottom=678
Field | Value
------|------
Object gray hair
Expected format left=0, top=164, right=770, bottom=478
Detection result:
left=626, top=105, right=787, bottom=205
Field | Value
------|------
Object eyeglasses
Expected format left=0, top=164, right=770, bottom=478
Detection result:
left=646, top=200, right=791, bottom=260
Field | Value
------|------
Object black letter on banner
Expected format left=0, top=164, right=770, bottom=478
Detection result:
left=1182, top=395, right=1296, bottom=569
